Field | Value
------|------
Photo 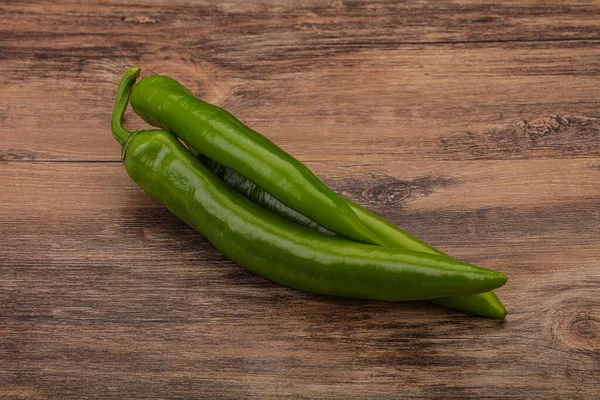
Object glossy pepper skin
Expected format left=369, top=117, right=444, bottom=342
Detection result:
left=129, top=74, right=386, bottom=247
left=114, top=68, right=507, bottom=302
left=342, top=198, right=506, bottom=319
left=201, top=157, right=506, bottom=319
left=201, top=156, right=336, bottom=237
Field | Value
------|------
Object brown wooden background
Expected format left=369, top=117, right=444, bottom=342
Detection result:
left=1, top=1, right=599, bottom=398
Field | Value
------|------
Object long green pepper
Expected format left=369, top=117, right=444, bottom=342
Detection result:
left=204, top=158, right=506, bottom=319
left=113, top=67, right=507, bottom=302
left=128, top=69, right=507, bottom=319
left=129, top=75, right=385, bottom=247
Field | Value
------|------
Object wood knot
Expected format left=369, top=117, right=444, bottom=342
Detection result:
left=0, top=149, right=38, bottom=161
left=122, top=16, right=157, bottom=24
left=339, top=175, right=454, bottom=207
left=337, top=173, right=455, bottom=208
left=525, top=115, right=569, bottom=139
left=556, top=309, right=600, bottom=352
left=362, top=182, right=412, bottom=206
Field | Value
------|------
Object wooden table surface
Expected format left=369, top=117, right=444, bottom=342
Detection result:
left=2, top=1, right=599, bottom=398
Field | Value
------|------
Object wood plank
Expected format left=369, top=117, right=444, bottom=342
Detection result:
left=2, top=42, right=598, bottom=162
left=1, top=159, right=599, bottom=262
left=2, top=1, right=600, bottom=398
left=2, top=3, right=599, bottom=162
left=1, top=160, right=598, bottom=398
left=4, top=0, right=600, bottom=46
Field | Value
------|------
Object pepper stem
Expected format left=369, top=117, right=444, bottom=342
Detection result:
left=111, top=67, right=141, bottom=146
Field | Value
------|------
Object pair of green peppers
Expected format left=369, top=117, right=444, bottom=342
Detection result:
left=112, top=67, right=508, bottom=319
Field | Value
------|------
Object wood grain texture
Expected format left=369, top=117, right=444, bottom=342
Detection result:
left=2, top=1, right=600, bottom=162
left=1, top=1, right=599, bottom=399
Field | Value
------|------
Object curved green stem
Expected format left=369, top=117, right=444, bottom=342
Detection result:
left=111, top=67, right=141, bottom=145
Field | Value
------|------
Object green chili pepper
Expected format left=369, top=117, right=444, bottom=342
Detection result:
left=350, top=200, right=507, bottom=319
left=129, top=74, right=386, bottom=247
left=114, top=68, right=507, bottom=302
left=338, top=198, right=506, bottom=319
left=197, top=140, right=506, bottom=319
left=199, top=155, right=336, bottom=237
